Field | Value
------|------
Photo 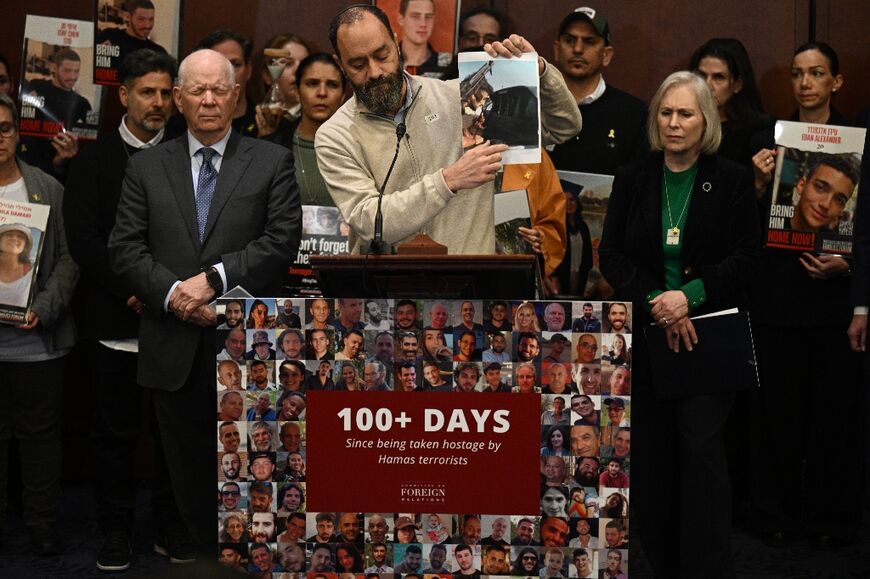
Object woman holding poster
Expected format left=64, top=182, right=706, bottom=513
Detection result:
left=748, top=42, right=864, bottom=549
left=0, top=223, right=34, bottom=307
left=599, top=71, right=761, bottom=577
left=0, top=93, right=78, bottom=555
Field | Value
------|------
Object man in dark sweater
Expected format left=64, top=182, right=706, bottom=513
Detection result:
left=549, top=7, right=647, bottom=176
left=63, top=49, right=188, bottom=572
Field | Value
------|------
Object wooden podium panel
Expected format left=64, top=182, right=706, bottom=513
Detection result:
left=309, top=254, right=537, bottom=299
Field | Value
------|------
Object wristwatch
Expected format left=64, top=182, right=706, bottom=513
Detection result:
left=205, top=266, right=223, bottom=295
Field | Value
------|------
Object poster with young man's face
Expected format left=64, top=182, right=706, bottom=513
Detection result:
left=375, top=0, right=460, bottom=77
left=766, top=121, right=865, bottom=254
left=19, top=15, right=103, bottom=139
left=93, top=0, right=181, bottom=85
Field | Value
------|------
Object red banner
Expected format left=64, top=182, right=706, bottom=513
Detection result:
left=307, top=391, right=540, bottom=514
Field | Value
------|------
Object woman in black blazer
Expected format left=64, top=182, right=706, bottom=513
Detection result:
left=599, top=71, right=761, bottom=578
left=748, top=42, right=863, bottom=547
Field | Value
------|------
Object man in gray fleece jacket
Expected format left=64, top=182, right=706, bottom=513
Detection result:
left=316, top=4, right=581, bottom=255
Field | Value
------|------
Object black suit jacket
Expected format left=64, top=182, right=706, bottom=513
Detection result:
left=599, top=152, right=762, bottom=326
left=64, top=130, right=156, bottom=340
left=109, top=131, right=300, bottom=389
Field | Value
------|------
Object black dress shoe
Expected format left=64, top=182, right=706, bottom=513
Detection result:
left=29, top=524, right=62, bottom=556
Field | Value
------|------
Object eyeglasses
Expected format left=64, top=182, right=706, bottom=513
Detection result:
left=221, top=490, right=241, bottom=497
left=522, top=556, right=537, bottom=561
left=0, top=122, right=15, bottom=138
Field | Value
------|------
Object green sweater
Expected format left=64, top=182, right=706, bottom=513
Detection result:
left=644, top=162, right=706, bottom=311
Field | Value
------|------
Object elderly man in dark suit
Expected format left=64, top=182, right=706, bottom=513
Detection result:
left=109, top=48, right=300, bottom=555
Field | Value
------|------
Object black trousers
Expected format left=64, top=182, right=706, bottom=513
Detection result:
left=750, top=323, right=864, bottom=538
left=150, top=329, right=217, bottom=553
left=90, top=342, right=175, bottom=534
left=0, top=356, right=66, bottom=527
left=632, top=340, right=735, bottom=578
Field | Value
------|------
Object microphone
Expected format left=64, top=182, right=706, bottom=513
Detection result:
left=368, top=122, right=406, bottom=255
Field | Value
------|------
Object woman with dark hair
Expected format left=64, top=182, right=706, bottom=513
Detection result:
left=0, top=93, right=78, bottom=555
left=555, top=188, right=593, bottom=297
left=602, top=492, right=628, bottom=518
left=540, top=424, right=570, bottom=457
left=748, top=42, right=862, bottom=548
left=599, top=70, right=761, bottom=576
left=278, top=482, right=305, bottom=512
left=284, top=451, right=305, bottom=482
left=220, top=513, right=250, bottom=543
left=690, top=38, right=773, bottom=166
left=603, top=333, right=630, bottom=366
left=422, top=328, right=451, bottom=363
left=0, top=223, right=35, bottom=307
left=0, top=53, right=12, bottom=96
left=511, top=547, right=540, bottom=576
left=335, top=542, right=364, bottom=573
left=247, top=299, right=270, bottom=329
left=263, top=53, right=347, bottom=207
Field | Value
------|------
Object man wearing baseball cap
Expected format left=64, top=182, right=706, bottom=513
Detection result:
left=549, top=6, right=647, bottom=176
left=544, top=333, right=570, bottom=362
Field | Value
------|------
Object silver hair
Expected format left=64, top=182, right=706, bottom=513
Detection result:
left=176, top=48, right=235, bottom=88
left=647, top=70, right=722, bottom=155
left=0, top=93, right=19, bottom=126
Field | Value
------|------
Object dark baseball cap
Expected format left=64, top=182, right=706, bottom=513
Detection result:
left=558, top=6, right=611, bottom=45
left=604, top=397, right=626, bottom=408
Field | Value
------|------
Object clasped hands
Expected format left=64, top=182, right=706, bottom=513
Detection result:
left=168, top=272, right=216, bottom=327
left=799, top=252, right=848, bottom=280
left=649, top=290, right=697, bottom=353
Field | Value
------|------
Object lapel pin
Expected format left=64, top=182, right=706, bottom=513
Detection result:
left=702, top=182, right=712, bottom=192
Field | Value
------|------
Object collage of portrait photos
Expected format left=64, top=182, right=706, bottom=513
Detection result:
left=215, top=298, right=632, bottom=578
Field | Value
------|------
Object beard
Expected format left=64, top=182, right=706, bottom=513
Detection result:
left=575, top=472, right=597, bottom=486
left=351, top=56, right=405, bottom=115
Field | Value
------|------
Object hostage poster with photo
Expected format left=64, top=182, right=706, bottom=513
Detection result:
left=375, top=0, right=459, bottom=78
left=557, top=170, right=615, bottom=299
left=0, top=200, right=50, bottom=325
left=215, top=297, right=633, bottom=577
left=93, top=0, right=182, bottom=86
left=765, top=120, right=865, bottom=255
left=458, top=51, right=541, bottom=165
left=18, top=15, right=103, bottom=140
left=283, top=205, right=349, bottom=297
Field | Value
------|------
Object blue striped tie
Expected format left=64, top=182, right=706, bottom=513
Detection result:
left=195, top=147, right=217, bottom=242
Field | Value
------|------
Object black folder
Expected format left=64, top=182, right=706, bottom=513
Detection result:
left=643, top=309, right=759, bottom=400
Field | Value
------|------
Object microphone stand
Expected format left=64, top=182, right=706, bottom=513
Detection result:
left=368, top=122, right=405, bottom=255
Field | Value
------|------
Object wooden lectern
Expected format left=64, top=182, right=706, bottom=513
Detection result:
left=309, top=253, right=537, bottom=299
